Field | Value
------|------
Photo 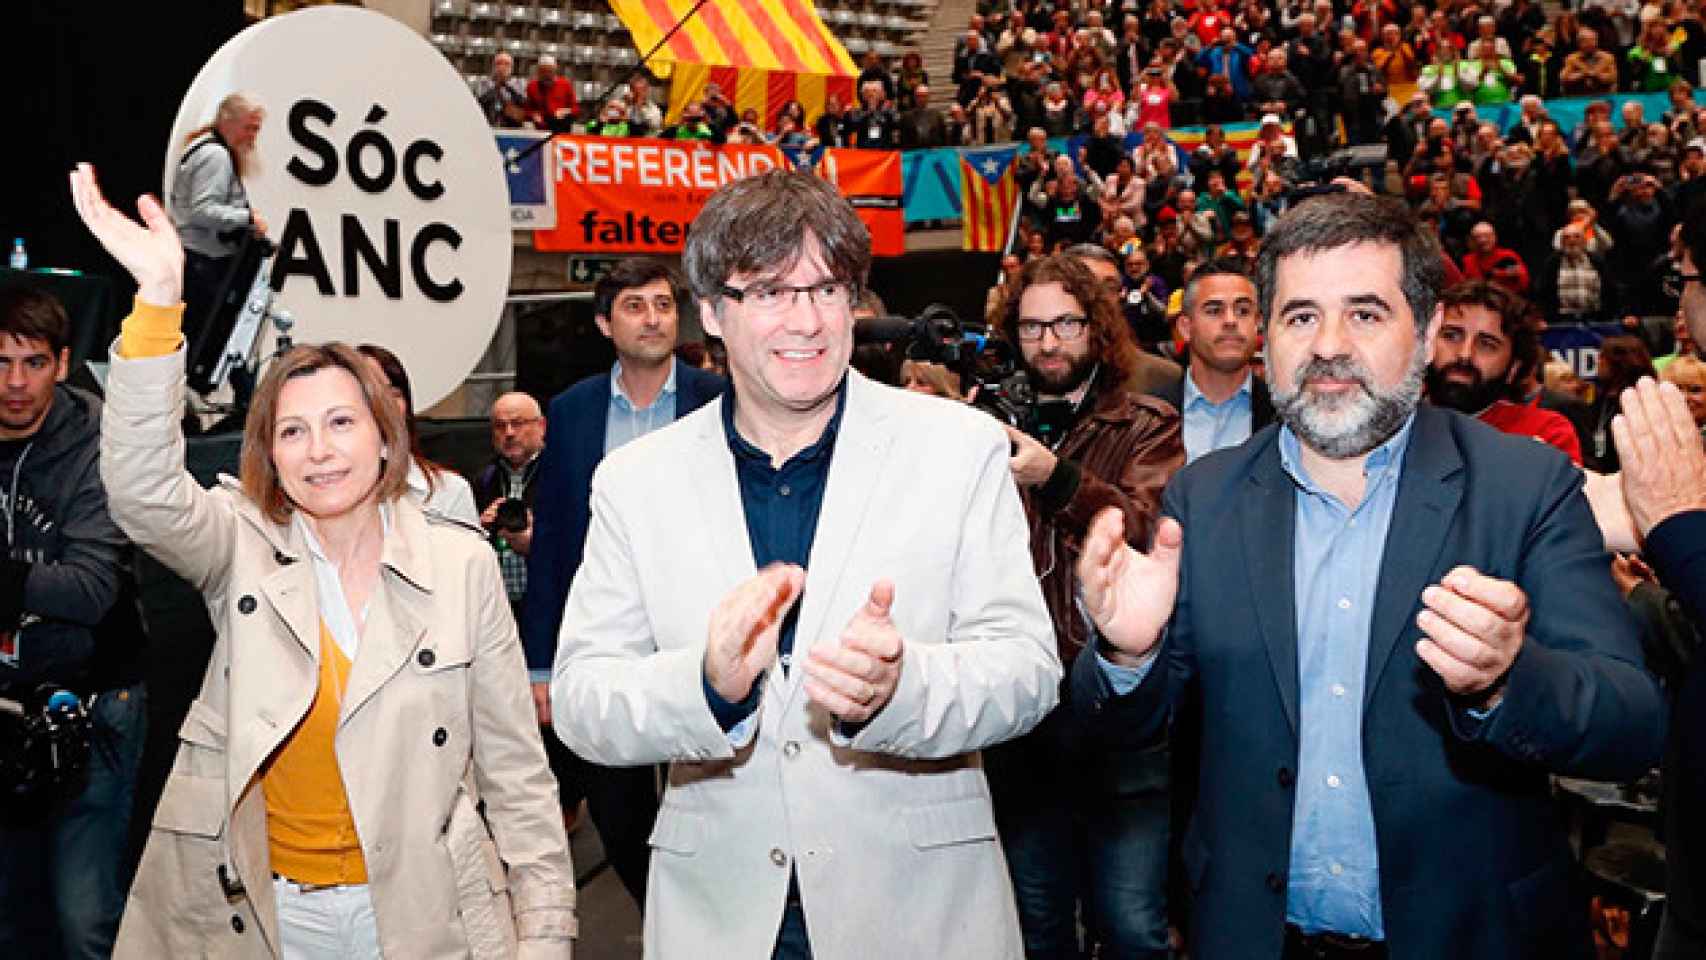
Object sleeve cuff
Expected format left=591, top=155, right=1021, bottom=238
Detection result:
left=1095, top=639, right=1159, bottom=696
left=119, top=299, right=186, bottom=359
left=703, top=672, right=761, bottom=733
left=1034, top=457, right=1083, bottom=516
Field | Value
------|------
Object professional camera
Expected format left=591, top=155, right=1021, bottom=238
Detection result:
left=0, top=685, right=92, bottom=821
left=854, top=304, right=1069, bottom=443
left=492, top=497, right=530, bottom=534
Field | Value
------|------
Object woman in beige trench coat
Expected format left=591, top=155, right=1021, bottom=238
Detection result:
left=70, top=165, right=576, bottom=958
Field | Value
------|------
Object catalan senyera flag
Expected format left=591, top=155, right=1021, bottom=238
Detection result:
left=610, top=0, right=857, bottom=130
left=960, top=146, right=1020, bottom=253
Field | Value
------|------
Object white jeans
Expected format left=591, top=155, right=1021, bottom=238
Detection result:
left=273, top=876, right=381, bottom=959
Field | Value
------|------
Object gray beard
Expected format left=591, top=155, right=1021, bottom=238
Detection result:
left=1270, top=340, right=1428, bottom=459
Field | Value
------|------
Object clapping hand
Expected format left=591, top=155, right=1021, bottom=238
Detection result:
left=804, top=580, right=904, bottom=724
left=1076, top=508, right=1182, bottom=664
left=1613, top=377, right=1706, bottom=538
left=1415, top=566, right=1528, bottom=707
left=704, top=564, right=804, bottom=703
left=68, top=163, right=184, bottom=306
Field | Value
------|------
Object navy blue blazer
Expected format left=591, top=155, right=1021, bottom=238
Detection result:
left=520, top=361, right=725, bottom=672
left=1072, top=404, right=1666, bottom=960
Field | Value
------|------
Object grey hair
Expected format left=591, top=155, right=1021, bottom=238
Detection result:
left=1063, top=243, right=1119, bottom=267
left=682, top=169, right=871, bottom=303
left=1254, top=192, right=1444, bottom=334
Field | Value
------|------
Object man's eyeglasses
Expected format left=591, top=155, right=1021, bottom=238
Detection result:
left=718, top=279, right=856, bottom=313
left=1662, top=270, right=1704, bottom=299
left=1015, top=314, right=1089, bottom=341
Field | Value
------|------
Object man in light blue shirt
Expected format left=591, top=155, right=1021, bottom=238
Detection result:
left=1071, top=192, right=1664, bottom=959
left=1156, top=258, right=1275, bottom=462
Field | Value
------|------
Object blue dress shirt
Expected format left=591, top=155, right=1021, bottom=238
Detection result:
left=702, top=381, right=848, bottom=732
left=1181, top=369, right=1254, bottom=464
left=1278, top=414, right=1414, bottom=939
left=604, top=359, right=679, bottom=455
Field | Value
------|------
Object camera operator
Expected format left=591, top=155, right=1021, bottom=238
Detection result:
left=473, top=391, right=546, bottom=622
left=0, top=285, right=147, bottom=958
left=983, top=253, right=1184, bottom=959
left=167, top=93, right=266, bottom=356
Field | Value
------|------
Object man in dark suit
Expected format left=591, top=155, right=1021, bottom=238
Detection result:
left=522, top=257, right=724, bottom=908
left=1154, top=258, right=1277, bottom=462
left=1072, top=193, right=1666, bottom=959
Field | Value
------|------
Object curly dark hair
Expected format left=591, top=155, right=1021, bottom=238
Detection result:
left=1001, top=253, right=1138, bottom=387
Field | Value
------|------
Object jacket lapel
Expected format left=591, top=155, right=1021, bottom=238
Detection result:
left=1241, top=437, right=1301, bottom=737
left=1364, top=408, right=1464, bottom=710
left=342, top=501, right=434, bottom=722
left=686, top=396, right=760, bottom=593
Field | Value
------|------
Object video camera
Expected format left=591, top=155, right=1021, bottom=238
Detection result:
left=0, top=685, right=92, bottom=821
left=854, top=304, right=1071, bottom=445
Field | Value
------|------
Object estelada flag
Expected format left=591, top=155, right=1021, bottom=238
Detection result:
left=960, top=146, right=1019, bottom=253
left=820, top=148, right=903, bottom=257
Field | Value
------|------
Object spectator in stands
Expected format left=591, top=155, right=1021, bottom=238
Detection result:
left=1128, top=63, right=1179, bottom=129
left=1200, top=72, right=1245, bottom=124
left=1556, top=197, right=1617, bottom=258
left=1040, top=173, right=1103, bottom=250
left=1199, top=28, right=1257, bottom=103
left=1386, top=93, right=1433, bottom=164
left=1465, top=15, right=1513, bottom=60
left=1500, top=0, right=1549, bottom=54
left=1252, top=47, right=1308, bottom=120
left=1135, top=122, right=1179, bottom=198
left=894, top=51, right=928, bottom=111
left=700, top=83, right=735, bottom=136
left=1288, top=13, right=1337, bottom=153
left=986, top=253, right=1181, bottom=960
left=1663, top=78, right=1699, bottom=137
left=356, top=344, right=479, bottom=526
left=474, top=51, right=527, bottom=128
left=1039, top=80, right=1077, bottom=136
left=1505, top=95, right=1549, bottom=145
left=1147, top=207, right=1190, bottom=292
left=1373, top=23, right=1422, bottom=105
left=1637, top=123, right=1681, bottom=186
left=967, top=78, right=1017, bottom=145
left=1535, top=221, right=1618, bottom=323
left=1519, top=30, right=1565, bottom=99
left=1577, top=122, right=1635, bottom=208
left=1426, top=280, right=1584, bottom=462
left=1461, top=221, right=1532, bottom=294
left=1561, top=26, right=1619, bottom=94
left=1189, top=125, right=1242, bottom=195
left=473, top=391, right=545, bottom=621
left=1462, top=43, right=1521, bottom=106
left=623, top=74, right=663, bottom=137
left=952, top=13, right=986, bottom=68
left=1122, top=247, right=1172, bottom=349
left=955, top=29, right=1002, bottom=105
left=1176, top=188, right=1217, bottom=259
left=899, top=85, right=946, bottom=149
left=1115, top=15, right=1149, bottom=91
left=771, top=99, right=810, bottom=146
left=943, top=103, right=971, bottom=148
left=1248, top=114, right=1301, bottom=185
left=665, top=101, right=716, bottom=141
left=1340, top=39, right=1389, bottom=143
left=1201, top=170, right=1246, bottom=238
left=1419, top=40, right=1469, bottom=108
left=1078, top=112, right=1126, bottom=180
left=1676, top=138, right=1706, bottom=208
left=585, top=98, right=631, bottom=137
left=1629, top=14, right=1683, bottom=91
left=1189, top=3, right=1234, bottom=47
left=857, top=50, right=895, bottom=104
left=1621, top=101, right=1653, bottom=151
left=814, top=93, right=849, bottom=147
left=1606, top=172, right=1679, bottom=313
left=847, top=80, right=900, bottom=149
left=1083, top=67, right=1126, bottom=120
left=525, top=54, right=578, bottom=131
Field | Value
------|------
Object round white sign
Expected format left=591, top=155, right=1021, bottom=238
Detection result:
left=165, top=6, right=510, bottom=409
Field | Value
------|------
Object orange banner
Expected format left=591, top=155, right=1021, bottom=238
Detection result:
left=534, top=136, right=787, bottom=253
left=820, top=148, right=903, bottom=258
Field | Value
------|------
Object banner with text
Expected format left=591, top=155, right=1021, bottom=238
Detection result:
left=534, top=136, right=786, bottom=253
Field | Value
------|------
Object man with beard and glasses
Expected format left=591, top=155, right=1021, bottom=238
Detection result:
left=1426, top=281, right=1582, bottom=464
left=1155, top=259, right=1276, bottom=463
left=1066, top=192, right=1665, bottom=960
left=985, top=254, right=1182, bottom=960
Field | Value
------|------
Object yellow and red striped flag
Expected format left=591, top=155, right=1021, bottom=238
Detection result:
left=961, top=146, right=1020, bottom=253
left=610, top=0, right=855, bottom=76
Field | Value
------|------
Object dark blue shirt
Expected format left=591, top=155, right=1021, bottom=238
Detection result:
left=703, top=380, right=848, bottom=730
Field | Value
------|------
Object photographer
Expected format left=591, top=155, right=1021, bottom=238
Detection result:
left=983, top=253, right=1183, bottom=959
left=473, top=392, right=546, bottom=622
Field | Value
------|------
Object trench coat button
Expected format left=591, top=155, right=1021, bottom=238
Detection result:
left=783, top=740, right=801, bottom=758
left=274, top=550, right=293, bottom=565
left=231, top=914, right=245, bottom=934
left=1277, top=767, right=1294, bottom=789
left=417, top=649, right=436, bottom=668
left=1266, top=872, right=1284, bottom=894
left=433, top=727, right=448, bottom=747
left=770, top=847, right=788, bottom=867
left=237, top=595, right=257, bottom=615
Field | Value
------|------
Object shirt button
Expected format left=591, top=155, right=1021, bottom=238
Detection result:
left=1330, top=862, right=1345, bottom=877
left=783, top=740, right=801, bottom=758
left=779, top=484, right=792, bottom=497
left=1266, top=871, right=1285, bottom=893
left=1337, top=597, right=1352, bottom=610
left=770, top=848, right=788, bottom=867
left=1326, top=773, right=1342, bottom=789
left=1332, top=683, right=1347, bottom=698
left=1348, top=518, right=1358, bottom=527
left=1277, top=767, right=1294, bottom=788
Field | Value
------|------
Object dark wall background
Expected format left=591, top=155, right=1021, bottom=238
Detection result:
left=4, top=2, right=247, bottom=288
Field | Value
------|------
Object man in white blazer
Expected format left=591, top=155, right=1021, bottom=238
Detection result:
left=551, top=169, right=1061, bottom=959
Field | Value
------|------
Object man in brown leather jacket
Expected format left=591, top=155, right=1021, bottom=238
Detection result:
left=981, top=251, right=1185, bottom=960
